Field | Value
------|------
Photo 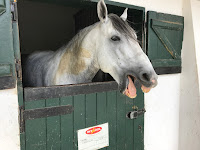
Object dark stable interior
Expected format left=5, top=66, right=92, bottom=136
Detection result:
left=17, top=0, right=144, bottom=87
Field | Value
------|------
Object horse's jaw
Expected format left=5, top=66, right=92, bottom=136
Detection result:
left=120, top=74, right=157, bottom=99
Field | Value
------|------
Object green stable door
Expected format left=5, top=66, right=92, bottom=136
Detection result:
left=0, top=0, right=183, bottom=150
left=21, top=89, right=144, bottom=150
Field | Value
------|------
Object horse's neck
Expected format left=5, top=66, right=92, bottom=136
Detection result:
left=54, top=26, right=100, bottom=85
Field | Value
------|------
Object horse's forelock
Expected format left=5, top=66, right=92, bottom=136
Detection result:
left=108, top=14, right=137, bottom=41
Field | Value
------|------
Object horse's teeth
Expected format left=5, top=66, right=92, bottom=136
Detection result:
left=126, top=92, right=137, bottom=99
left=141, top=86, right=150, bottom=93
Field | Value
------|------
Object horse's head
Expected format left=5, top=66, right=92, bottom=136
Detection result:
left=96, top=0, right=158, bottom=98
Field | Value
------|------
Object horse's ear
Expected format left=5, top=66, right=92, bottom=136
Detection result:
left=97, top=0, right=108, bottom=23
left=120, top=8, right=128, bottom=21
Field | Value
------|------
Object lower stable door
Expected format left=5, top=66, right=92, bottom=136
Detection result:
left=20, top=89, right=144, bottom=150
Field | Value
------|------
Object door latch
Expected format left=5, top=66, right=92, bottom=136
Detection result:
left=126, top=108, right=146, bottom=119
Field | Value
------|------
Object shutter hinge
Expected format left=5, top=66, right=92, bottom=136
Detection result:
left=15, top=59, right=22, bottom=79
left=11, top=1, right=18, bottom=22
left=19, top=106, right=25, bottom=133
left=126, top=108, right=146, bottom=119
left=144, top=22, right=147, bottom=29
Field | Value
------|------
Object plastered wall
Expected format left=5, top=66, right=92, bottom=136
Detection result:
left=0, top=87, right=20, bottom=150
left=190, top=0, right=200, bottom=94
left=179, top=0, right=200, bottom=150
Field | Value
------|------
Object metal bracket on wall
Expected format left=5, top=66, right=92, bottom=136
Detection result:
left=19, top=105, right=74, bottom=133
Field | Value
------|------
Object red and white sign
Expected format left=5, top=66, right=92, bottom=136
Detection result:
left=78, top=123, right=109, bottom=150
left=86, top=127, right=102, bottom=135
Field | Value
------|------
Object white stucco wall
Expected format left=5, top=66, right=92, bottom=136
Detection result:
left=145, top=75, right=180, bottom=150
left=190, top=0, right=200, bottom=94
left=179, top=0, right=200, bottom=150
left=0, top=87, right=20, bottom=150
left=113, top=0, right=182, bottom=15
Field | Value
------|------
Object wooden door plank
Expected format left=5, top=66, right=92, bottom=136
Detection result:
left=125, top=97, right=134, bottom=150
left=106, top=91, right=117, bottom=150
left=97, top=92, right=107, bottom=150
left=74, top=94, right=86, bottom=150
left=46, top=98, right=61, bottom=150
left=164, top=26, right=182, bottom=56
left=152, top=25, right=181, bottom=59
left=60, top=96, right=74, bottom=150
left=85, top=93, right=97, bottom=127
left=97, top=92, right=107, bottom=124
left=20, top=133, right=26, bottom=150
left=116, top=92, right=126, bottom=150
left=133, top=89, right=144, bottom=150
left=151, top=59, right=181, bottom=68
left=25, top=100, right=47, bottom=150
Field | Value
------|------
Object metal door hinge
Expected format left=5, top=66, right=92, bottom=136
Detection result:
left=19, top=106, right=25, bottom=133
left=11, top=1, right=18, bottom=22
left=15, top=59, right=22, bottom=79
left=126, top=108, right=146, bottom=119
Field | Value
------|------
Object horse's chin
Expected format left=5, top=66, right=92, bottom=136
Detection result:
left=122, top=75, right=153, bottom=99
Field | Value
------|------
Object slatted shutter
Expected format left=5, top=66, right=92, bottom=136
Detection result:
left=147, top=11, right=184, bottom=74
left=0, top=0, right=16, bottom=89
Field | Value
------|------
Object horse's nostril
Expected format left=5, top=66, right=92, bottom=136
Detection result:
left=141, top=73, right=150, bottom=82
left=151, top=79, right=156, bottom=84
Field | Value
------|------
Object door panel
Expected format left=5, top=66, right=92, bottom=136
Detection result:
left=0, top=0, right=16, bottom=89
left=22, top=90, right=144, bottom=150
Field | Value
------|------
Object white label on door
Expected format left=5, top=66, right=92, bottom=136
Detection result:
left=78, top=123, right=109, bottom=150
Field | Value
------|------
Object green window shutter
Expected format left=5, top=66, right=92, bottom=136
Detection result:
left=0, top=0, right=16, bottom=90
left=147, top=11, right=184, bottom=74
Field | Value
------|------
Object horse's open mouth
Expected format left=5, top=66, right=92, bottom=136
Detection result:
left=123, top=75, right=152, bottom=99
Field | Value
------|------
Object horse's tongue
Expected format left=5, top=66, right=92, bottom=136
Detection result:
left=124, top=76, right=137, bottom=98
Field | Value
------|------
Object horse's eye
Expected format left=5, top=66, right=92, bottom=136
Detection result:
left=111, top=36, right=120, bottom=41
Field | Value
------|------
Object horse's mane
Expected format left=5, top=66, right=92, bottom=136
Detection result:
left=108, top=13, right=137, bottom=41
left=63, top=23, right=98, bottom=53
left=63, top=14, right=136, bottom=54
